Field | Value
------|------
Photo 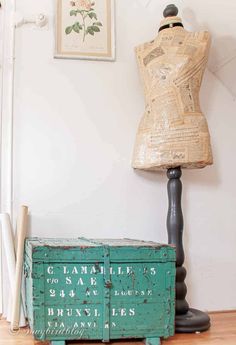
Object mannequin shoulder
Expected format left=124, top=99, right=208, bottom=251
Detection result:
left=188, top=30, right=211, bottom=44
left=135, top=40, right=155, bottom=54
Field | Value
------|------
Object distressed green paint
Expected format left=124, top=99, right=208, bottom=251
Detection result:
left=24, top=238, right=176, bottom=344
left=146, top=337, right=161, bottom=345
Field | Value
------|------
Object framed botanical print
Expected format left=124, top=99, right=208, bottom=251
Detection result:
left=55, top=0, right=115, bottom=61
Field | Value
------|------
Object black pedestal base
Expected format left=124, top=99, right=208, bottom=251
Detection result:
left=175, top=308, right=211, bottom=333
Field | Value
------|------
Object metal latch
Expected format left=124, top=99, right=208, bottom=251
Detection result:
left=105, top=280, right=112, bottom=289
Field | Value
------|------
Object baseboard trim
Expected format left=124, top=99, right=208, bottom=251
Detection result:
left=208, top=309, right=236, bottom=314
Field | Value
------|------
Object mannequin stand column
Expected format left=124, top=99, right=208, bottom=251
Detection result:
left=167, top=167, right=210, bottom=333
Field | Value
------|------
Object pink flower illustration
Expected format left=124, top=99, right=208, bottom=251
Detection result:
left=73, top=0, right=94, bottom=11
left=66, top=0, right=102, bottom=42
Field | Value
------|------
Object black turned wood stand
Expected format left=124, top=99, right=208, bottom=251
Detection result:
left=167, top=167, right=210, bottom=333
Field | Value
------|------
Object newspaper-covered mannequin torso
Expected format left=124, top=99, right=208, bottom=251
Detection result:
left=132, top=17, right=213, bottom=170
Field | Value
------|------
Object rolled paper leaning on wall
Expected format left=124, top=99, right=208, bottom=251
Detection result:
left=0, top=214, right=16, bottom=321
left=12, top=214, right=27, bottom=322
left=0, top=213, right=26, bottom=327
left=11, top=206, right=28, bottom=331
left=7, top=228, right=27, bottom=325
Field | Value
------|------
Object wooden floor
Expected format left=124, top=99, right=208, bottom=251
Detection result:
left=0, top=312, right=235, bottom=345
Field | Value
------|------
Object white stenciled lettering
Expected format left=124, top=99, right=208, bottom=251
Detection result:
left=47, top=266, right=54, bottom=275
left=129, top=308, right=135, bottom=316
left=48, top=308, right=54, bottom=316
left=72, top=267, right=78, bottom=274
left=60, top=264, right=157, bottom=276
left=67, top=308, right=73, bottom=316
left=118, top=267, right=124, bottom=275
left=77, top=278, right=84, bottom=285
left=113, top=289, right=153, bottom=297
left=60, top=290, right=65, bottom=298
left=84, top=289, right=99, bottom=296
left=112, top=308, right=118, bottom=317
left=120, top=308, right=126, bottom=316
left=102, top=321, right=117, bottom=328
left=47, top=278, right=58, bottom=284
left=111, top=308, right=136, bottom=317
left=66, top=276, right=72, bottom=284
left=49, top=289, right=56, bottom=297
left=69, top=290, right=75, bottom=298
left=127, top=266, right=133, bottom=274
left=90, top=266, right=97, bottom=274
left=76, top=309, right=82, bottom=317
left=90, top=277, right=97, bottom=286
left=79, top=321, right=97, bottom=328
left=63, top=266, right=69, bottom=274
left=81, top=266, right=88, bottom=274
left=47, top=307, right=125, bottom=321
left=84, top=308, right=91, bottom=316
left=57, top=309, right=63, bottom=316
left=150, top=267, right=156, bottom=275
left=94, top=308, right=100, bottom=317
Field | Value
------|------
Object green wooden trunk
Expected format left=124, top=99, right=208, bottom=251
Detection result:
left=24, top=237, right=176, bottom=345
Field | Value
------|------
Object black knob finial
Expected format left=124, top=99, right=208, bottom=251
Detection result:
left=163, top=4, right=178, bottom=18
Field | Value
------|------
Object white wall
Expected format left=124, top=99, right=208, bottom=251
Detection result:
left=3, top=0, right=236, bottom=312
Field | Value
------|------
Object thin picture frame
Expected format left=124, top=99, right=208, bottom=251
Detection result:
left=55, top=0, right=115, bottom=61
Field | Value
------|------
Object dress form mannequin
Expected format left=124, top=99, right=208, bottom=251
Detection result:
left=132, top=7, right=212, bottom=170
left=132, top=5, right=211, bottom=333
